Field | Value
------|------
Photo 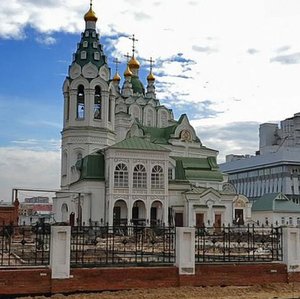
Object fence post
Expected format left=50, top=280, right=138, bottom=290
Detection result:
left=50, top=225, right=71, bottom=279
left=175, top=227, right=195, bottom=275
left=282, top=226, right=300, bottom=272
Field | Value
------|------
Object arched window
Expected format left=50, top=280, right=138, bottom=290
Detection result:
left=114, top=163, right=128, bottom=187
left=151, top=165, right=164, bottom=189
left=94, top=85, right=101, bottom=119
left=77, top=85, right=85, bottom=119
left=133, top=164, right=147, bottom=188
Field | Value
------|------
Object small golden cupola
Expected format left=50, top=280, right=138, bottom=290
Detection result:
left=147, top=71, right=155, bottom=81
left=124, top=65, right=133, bottom=77
left=112, top=58, right=121, bottom=82
left=147, top=57, right=155, bottom=81
left=128, top=34, right=140, bottom=71
left=84, top=0, right=98, bottom=22
left=113, top=72, right=121, bottom=82
left=128, top=56, right=140, bottom=70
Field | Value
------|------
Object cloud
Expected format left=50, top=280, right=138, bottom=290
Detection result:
left=247, top=48, right=259, bottom=55
left=0, top=147, right=60, bottom=202
left=133, top=11, right=151, bottom=21
left=194, top=121, right=259, bottom=163
left=35, top=35, right=56, bottom=45
left=192, top=45, right=218, bottom=54
left=276, top=45, right=291, bottom=53
left=11, top=138, right=60, bottom=151
left=161, top=97, right=222, bottom=120
left=270, top=52, right=300, bottom=64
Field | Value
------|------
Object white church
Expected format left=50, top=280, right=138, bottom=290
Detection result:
left=53, top=3, right=251, bottom=228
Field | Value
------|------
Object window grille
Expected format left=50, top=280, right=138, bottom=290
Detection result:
left=151, top=165, right=164, bottom=189
left=114, top=163, right=128, bottom=187
left=133, top=164, right=147, bottom=188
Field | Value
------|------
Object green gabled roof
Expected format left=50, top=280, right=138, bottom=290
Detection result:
left=172, top=156, right=223, bottom=182
left=142, top=124, right=178, bottom=144
left=252, top=192, right=300, bottom=212
left=110, top=136, right=170, bottom=152
left=76, top=152, right=105, bottom=181
left=138, top=114, right=201, bottom=145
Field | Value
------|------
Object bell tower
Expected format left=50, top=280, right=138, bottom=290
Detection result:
left=60, top=1, right=116, bottom=188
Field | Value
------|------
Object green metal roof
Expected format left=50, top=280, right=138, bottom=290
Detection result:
left=72, top=29, right=107, bottom=73
left=142, top=125, right=178, bottom=144
left=172, top=156, right=223, bottom=182
left=185, top=170, right=223, bottom=181
left=252, top=192, right=300, bottom=212
left=131, top=76, right=145, bottom=95
left=76, top=152, right=105, bottom=181
left=110, top=136, right=170, bottom=152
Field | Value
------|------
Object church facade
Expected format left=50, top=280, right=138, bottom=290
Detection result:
left=53, top=3, right=251, bottom=227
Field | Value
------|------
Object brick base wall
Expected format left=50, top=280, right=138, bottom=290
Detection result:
left=180, top=263, right=288, bottom=286
left=0, top=263, right=291, bottom=296
left=0, top=268, right=51, bottom=295
left=52, top=267, right=178, bottom=294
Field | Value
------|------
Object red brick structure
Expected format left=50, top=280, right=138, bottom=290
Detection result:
left=0, top=198, right=19, bottom=225
left=0, top=264, right=290, bottom=296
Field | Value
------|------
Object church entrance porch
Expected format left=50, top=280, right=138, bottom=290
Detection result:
left=131, top=200, right=146, bottom=226
left=113, top=200, right=128, bottom=226
left=150, top=201, right=163, bottom=227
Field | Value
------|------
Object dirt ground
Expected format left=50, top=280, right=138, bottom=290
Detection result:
left=19, top=283, right=300, bottom=299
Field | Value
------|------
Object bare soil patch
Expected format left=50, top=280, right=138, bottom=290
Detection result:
left=18, top=283, right=300, bottom=299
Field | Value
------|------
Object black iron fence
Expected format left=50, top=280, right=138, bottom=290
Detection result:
left=0, top=222, right=284, bottom=268
left=70, top=224, right=175, bottom=267
left=195, top=224, right=282, bottom=263
left=0, top=223, right=50, bottom=267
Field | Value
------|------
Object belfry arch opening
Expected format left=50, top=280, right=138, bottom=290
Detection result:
left=94, top=85, right=101, bottom=119
left=77, top=85, right=85, bottom=119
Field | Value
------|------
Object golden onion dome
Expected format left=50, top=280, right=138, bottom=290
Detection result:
left=128, top=56, right=140, bottom=69
left=124, top=65, right=133, bottom=77
left=112, top=72, right=121, bottom=81
left=84, top=6, right=98, bottom=22
left=147, top=71, right=155, bottom=81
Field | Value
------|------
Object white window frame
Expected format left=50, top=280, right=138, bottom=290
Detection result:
left=133, top=164, right=147, bottom=188
left=114, top=163, right=128, bottom=188
left=81, top=51, right=87, bottom=59
left=94, top=52, right=100, bottom=61
left=151, top=165, right=164, bottom=189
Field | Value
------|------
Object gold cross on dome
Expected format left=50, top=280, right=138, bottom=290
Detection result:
left=124, top=52, right=131, bottom=62
left=113, top=57, right=121, bottom=72
left=128, top=34, right=138, bottom=56
left=146, top=57, right=155, bottom=72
